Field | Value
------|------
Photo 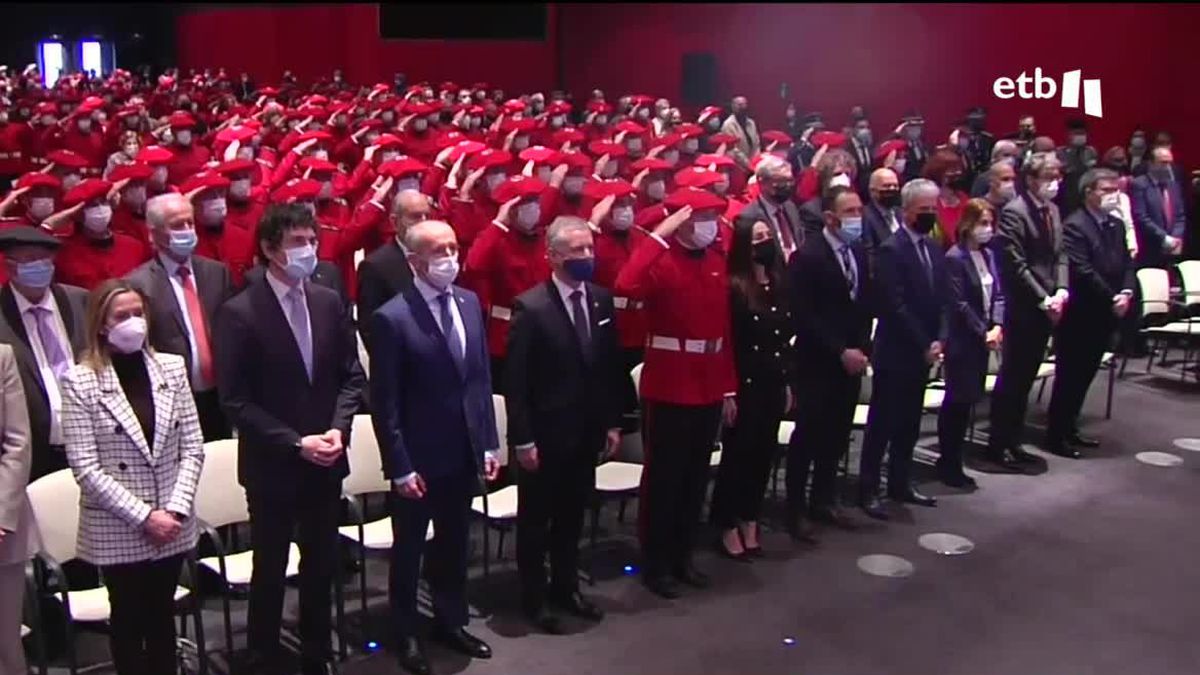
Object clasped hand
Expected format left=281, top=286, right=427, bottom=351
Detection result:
left=300, top=429, right=344, bottom=467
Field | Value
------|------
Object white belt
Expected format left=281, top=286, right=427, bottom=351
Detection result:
left=648, top=335, right=723, bottom=354
left=0, top=151, right=20, bottom=159
left=490, top=306, right=512, bottom=321
left=613, top=296, right=643, bottom=311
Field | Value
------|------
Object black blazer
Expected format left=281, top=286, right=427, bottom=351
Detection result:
left=504, top=280, right=624, bottom=457
left=789, top=232, right=873, bottom=380
left=215, top=275, right=365, bottom=495
left=733, top=197, right=805, bottom=259
left=796, top=197, right=825, bottom=238
left=996, top=193, right=1068, bottom=316
left=873, top=229, right=948, bottom=374
left=1062, top=208, right=1136, bottom=318
left=862, top=200, right=901, bottom=289
left=356, top=239, right=414, bottom=353
left=0, top=283, right=88, bottom=478
left=730, top=281, right=794, bottom=390
left=125, top=255, right=233, bottom=390
left=243, top=261, right=349, bottom=312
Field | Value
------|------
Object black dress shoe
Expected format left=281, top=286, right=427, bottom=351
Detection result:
left=860, top=495, right=890, bottom=521
left=524, top=606, right=566, bottom=634
left=432, top=626, right=492, bottom=659
left=1009, top=446, right=1039, bottom=464
left=1046, top=441, right=1081, bottom=459
left=397, top=637, right=431, bottom=675
left=810, top=506, right=857, bottom=530
left=672, top=564, right=711, bottom=589
left=744, top=544, right=765, bottom=558
left=788, top=514, right=820, bottom=542
left=984, top=449, right=1025, bottom=472
left=889, top=486, right=937, bottom=507
left=1067, top=433, right=1101, bottom=448
left=550, top=591, right=605, bottom=621
left=642, top=574, right=682, bottom=599
left=301, top=660, right=339, bottom=675
left=937, top=469, right=978, bottom=489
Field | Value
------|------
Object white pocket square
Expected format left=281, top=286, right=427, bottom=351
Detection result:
left=597, top=318, right=612, bottom=326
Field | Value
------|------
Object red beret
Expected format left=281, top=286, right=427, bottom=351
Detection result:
left=434, top=130, right=467, bottom=150
left=586, top=101, right=613, bottom=115
left=676, top=123, right=704, bottom=140
left=215, top=159, right=257, bottom=176
left=15, top=173, right=61, bottom=191
left=664, top=186, right=727, bottom=212
left=180, top=171, right=231, bottom=194
left=115, top=105, right=141, bottom=119
left=583, top=179, right=635, bottom=200
left=587, top=140, right=627, bottom=158
left=77, top=96, right=105, bottom=114
left=358, top=119, right=385, bottom=132
left=378, top=157, right=429, bottom=178
left=296, top=130, right=334, bottom=145
left=630, top=158, right=672, bottom=173
left=630, top=95, right=655, bottom=107
left=551, top=128, right=586, bottom=146
left=136, top=146, right=175, bottom=166
left=298, top=157, right=338, bottom=174
left=215, top=125, right=256, bottom=144
left=493, top=175, right=547, bottom=203
left=614, top=120, right=645, bottom=135
left=557, top=151, right=593, bottom=172
left=695, top=153, right=736, bottom=169
left=697, top=106, right=723, bottom=123
left=466, top=148, right=513, bottom=171
left=257, top=86, right=279, bottom=97
left=761, top=130, right=792, bottom=146
left=107, top=163, right=153, bottom=182
left=874, top=139, right=908, bottom=162
left=438, top=81, right=459, bottom=92
left=673, top=166, right=722, bottom=189
left=46, top=150, right=91, bottom=169
left=652, top=133, right=682, bottom=150
left=547, top=101, right=572, bottom=115
left=445, top=140, right=487, bottom=162
left=374, top=134, right=404, bottom=150
left=518, top=145, right=559, bottom=164
left=502, top=99, right=526, bottom=114
left=707, top=133, right=737, bottom=147
left=305, top=94, right=330, bottom=107
left=63, top=179, right=112, bottom=208
left=271, top=178, right=322, bottom=204
left=168, top=111, right=197, bottom=129
left=35, top=102, right=57, bottom=115
left=403, top=100, right=438, bottom=116
left=500, top=117, right=537, bottom=134
left=811, top=131, right=847, bottom=148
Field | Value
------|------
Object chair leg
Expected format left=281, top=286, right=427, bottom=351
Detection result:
left=334, top=562, right=347, bottom=661
left=481, top=522, right=490, bottom=580
left=1106, top=361, right=1117, bottom=419
left=61, top=590, right=78, bottom=675
left=357, top=542, right=369, bottom=634
left=497, top=528, right=507, bottom=560
left=220, top=585, right=234, bottom=668
left=1036, top=376, right=1048, bottom=403
left=191, top=567, right=209, bottom=675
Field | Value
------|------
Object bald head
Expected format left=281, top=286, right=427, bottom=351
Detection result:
left=405, top=220, right=456, bottom=255
left=1031, top=136, right=1056, bottom=154
left=869, top=168, right=899, bottom=191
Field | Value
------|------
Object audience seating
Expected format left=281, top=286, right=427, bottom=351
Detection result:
left=471, top=395, right=518, bottom=579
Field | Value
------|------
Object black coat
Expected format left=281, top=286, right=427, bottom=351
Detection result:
left=356, top=239, right=414, bottom=354
left=1061, top=208, right=1136, bottom=323
left=789, top=232, right=873, bottom=382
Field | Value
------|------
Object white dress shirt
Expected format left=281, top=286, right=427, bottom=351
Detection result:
left=158, top=254, right=209, bottom=391
left=822, top=227, right=860, bottom=299
left=761, top=197, right=798, bottom=257
left=265, top=268, right=313, bottom=362
left=969, top=249, right=995, bottom=322
left=14, top=289, right=72, bottom=445
left=552, top=272, right=589, bottom=328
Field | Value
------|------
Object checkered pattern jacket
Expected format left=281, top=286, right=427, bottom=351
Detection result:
left=61, top=351, right=205, bottom=566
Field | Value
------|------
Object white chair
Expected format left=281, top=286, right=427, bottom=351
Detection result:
left=630, top=363, right=643, bottom=399
left=1134, top=267, right=1197, bottom=378
left=27, top=469, right=203, bottom=675
left=587, top=461, right=644, bottom=582
left=1176, top=259, right=1200, bottom=319
left=194, top=439, right=300, bottom=661
left=471, top=395, right=518, bottom=578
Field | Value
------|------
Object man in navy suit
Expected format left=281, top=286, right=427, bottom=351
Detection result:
left=1130, top=146, right=1186, bottom=268
left=858, top=178, right=945, bottom=520
left=369, top=220, right=500, bottom=675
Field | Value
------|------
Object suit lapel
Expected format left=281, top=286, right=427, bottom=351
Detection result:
left=150, top=260, right=189, bottom=338
left=0, top=286, right=31, bottom=349
left=546, top=281, right=588, bottom=364
left=96, top=363, right=154, bottom=464
left=405, top=285, right=465, bottom=381
left=252, top=279, right=311, bottom=385
left=49, top=285, right=85, bottom=354
left=145, top=353, right=174, bottom=460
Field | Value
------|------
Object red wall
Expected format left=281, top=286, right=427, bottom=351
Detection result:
left=560, top=2, right=1200, bottom=167
left=176, top=3, right=558, bottom=94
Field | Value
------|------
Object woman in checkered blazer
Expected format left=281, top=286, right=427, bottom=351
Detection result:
left=61, top=279, right=205, bottom=675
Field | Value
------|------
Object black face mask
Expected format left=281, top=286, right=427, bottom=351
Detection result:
left=752, top=240, right=777, bottom=265
left=768, top=186, right=793, bottom=204
left=912, top=212, right=937, bottom=235
left=878, top=191, right=901, bottom=208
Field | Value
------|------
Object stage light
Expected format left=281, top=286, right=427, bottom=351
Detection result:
left=80, top=41, right=103, bottom=76
left=623, top=564, right=636, bottom=575
left=782, top=637, right=796, bottom=646
left=39, top=42, right=64, bottom=87
left=366, top=641, right=380, bottom=652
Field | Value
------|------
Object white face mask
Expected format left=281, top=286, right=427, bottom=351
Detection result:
left=661, top=150, right=679, bottom=166
left=200, top=198, right=227, bottom=226
left=151, top=166, right=169, bottom=186
left=595, top=115, right=608, bottom=126
left=611, top=205, right=634, bottom=230
left=1100, top=192, right=1122, bottom=213
left=512, top=135, right=531, bottom=151
left=229, top=178, right=252, bottom=199
left=318, top=181, right=334, bottom=200
left=975, top=226, right=994, bottom=245
left=237, top=145, right=255, bottom=161
left=996, top=181, right=1016, bottom=201
left=646, top=180, right=666, bottom=201
left=28, top=197, right=55, bottom=221
left=175, top=129, right=193, bottom=146
left=625, top=137, right=643, bottom=152
left=1038, top=179, right=1060, bottom=201
left=425, top=254, right=459, bottom=290
left=829, top=173, right=852, bottom=189
left=123, top=185, right=147, bottom=209
left=683, top=138, right=699, bottom=153
left=396, top=177, right=420, bottom=193
left=563, top=176, right=585, bottom=196
left=600, top=163, right=618, bottom=179
left=106, top=316, right=147, bottom=354
left=535, top=166, right=553, bottom=184
left=62, top=174, right=82, bottom=191
left=77, top=118, right=92, bottom=133
left=412, top=119, right=428, bottom=133
left=687, top=219, right=718, bottom=249
left=312, top=149, right=329, bottom=161
left=380, top=150, right=400, bottom=164
left=485, top=172, right=507, bottom=192
left=515, top=201, right=541, bottom=231
left=550, top=115, right=565, bottom=128
left=83, top=204, right=113, bottom=233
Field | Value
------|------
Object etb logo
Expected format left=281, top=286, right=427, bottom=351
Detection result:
left=992, top=68, right=1103, bottom=118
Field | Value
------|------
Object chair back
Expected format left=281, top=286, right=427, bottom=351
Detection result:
left=356, top=331, right=370, bottom=376
left=26, top=469, right=81, bottom=565
left=1178, top=260, right=1200, bottom=313
left=492, top=394, right=509, bottom=467
left=630, top=363, right=643, bottom=399
left=859, top=368, right=874, bottom=403
left=193, top=439, right=248, bottom=529
left=1137, top=267, right=1171, bottom=318
left=344, top=414, right=389, bottom=496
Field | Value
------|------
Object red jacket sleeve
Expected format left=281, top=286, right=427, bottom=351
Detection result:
left=613, top=234, right=668, bottom=301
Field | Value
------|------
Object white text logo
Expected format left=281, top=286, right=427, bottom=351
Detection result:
left=992, top=68, right=1103, bottom=118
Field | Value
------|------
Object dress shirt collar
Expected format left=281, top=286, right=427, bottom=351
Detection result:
left=822, top=227, right=849, bottom=255
left=413, top=274, right=450, bottom=304
left=158, top=252, right=193, bottom=279
left=551, top=271, right=584, bottom=305
left=265, top=267, right=303, bottom=304
left=12, top=286, right=55, bottom=316
left=903, top=224, right=927, bottom=245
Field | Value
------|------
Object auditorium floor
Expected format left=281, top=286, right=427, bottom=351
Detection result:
left=44, top=361, right=1200, bottom=675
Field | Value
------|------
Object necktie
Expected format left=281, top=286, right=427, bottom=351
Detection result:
left=916, top=237, right=933, bottom=285
left=1162, top=186, right=1174, bottom=229
left=30, top=306, right=69, bottom=380
left=437, top=293, right=466, bottom=372
left=776, top=203, right=796, bottom=253
left=1039, top=206, right=1053, bottom=243
left=569, top=290, right=591, bottom=350
left=177, top=265, right=215, bottom=387
left=285, top=286, right=313, bottom=381
left=839, top=246, right=857, bottom=298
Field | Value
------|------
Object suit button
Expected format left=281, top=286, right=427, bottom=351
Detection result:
left=114, top=425, right=122, bottom=434
left=770, top=306, right=777, bottom=312
left=753, top=315, right=759, bottom=321
left=753, top=345, right=759, bottom=351
left=775, top=352, right=781, bottom=357
left=118, top=462, right=127, bottom=471
left=775, top=329, right=781, bottom=335
left=746, top=378, right=752, bottom=384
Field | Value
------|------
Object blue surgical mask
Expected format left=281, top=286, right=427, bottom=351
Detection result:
left=15, top=259, right=54, bottom=289
left=839, top=216, right=864, bottom=244
left=563, top=257, right=595, bottom=283
left=283, top=243, right=318, bottom=282
left=168, top=228, right=197, bottom=258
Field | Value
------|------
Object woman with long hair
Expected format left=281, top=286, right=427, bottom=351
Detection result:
left=710, top=219, right=794, bottom=559
left=922, top=148, right=971, bottom=249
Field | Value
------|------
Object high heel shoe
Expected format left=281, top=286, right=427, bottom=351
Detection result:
left=713, top=537, right=752, bottom=563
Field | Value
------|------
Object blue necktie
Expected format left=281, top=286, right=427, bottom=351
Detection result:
left=285, top=287, right=313, bottom=381
left=437, top=293, right=466, bottom=374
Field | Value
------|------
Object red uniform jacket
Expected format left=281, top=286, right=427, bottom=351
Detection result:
left=613, top=234, right=736, bottom=405
left=111, top=205, right=152, bottom=259
left=0, top=122, right=32, bottom=175
left=55, top=231, right=150, bottom=290
left=400, top=129, right=443, bottom=165
left=60, top=128, right=107, bottom=172
left=225, top=196, right=267, bottom=233
left=167, top=144, right=213, bottom=185
left=593, top=227, right=649, bottom=350
left=461, top=221, right=550, bottom=358
left=195, top=223, right=256, bottom=287
left=316, top=198, right=374, bottom=300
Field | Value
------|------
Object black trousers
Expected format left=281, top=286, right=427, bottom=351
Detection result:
left=619, top=347, right=644, bottom=431
left=858, top=367, right=926, bottom=497
left=639, top=400, right=722, bottom=578
left=788, top=373, right=860, bottom=513
left=1047, top=312, right=1114, bottom=442
left=193, top=390, right=232, bottom=442
left=101, top=554, right=184, bottom=675
left=490, top=356, right=505, bottom=394
left=246, top=480, right=340, bottom=665
left=388, top=471, right=474, bottom=637
left=516, top=448, right=595, bottom=611
left=936, top=399, right=972, bottom=474
left=711, top=384, right=784, bottom=528
left=989, top=307, right=1053, bottom=452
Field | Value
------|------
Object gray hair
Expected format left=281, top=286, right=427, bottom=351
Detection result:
left=754, top=154, right=791, bottom=182
left=1079, top=167, right=1119, bottom=194
left=988, top=160, right=1015, bottom=180
left=546, top=216, right=592, bottom=253
left=901, top=178, right=939, bottom=208
left=404, top=220, right=454, bottom=253
left=391, top=188, right=428, bottom=219
left=1022, top=151, right=1062, bottom=179
left=990, top=140, right=1017, bottom=160
left=145, top=193, right=189, bottom=231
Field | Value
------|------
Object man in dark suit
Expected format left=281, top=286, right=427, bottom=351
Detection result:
left=505, top=216, right=623, bottom=633
left=787, top=186, right=873, bottom=537
left=846, top=111, right=874, bottom=199
left=1046, top=169, right=1135, bottom=457
left=1130, top=146, right=1186, bottom=268
left=862, top=168, right=902, bottom=285
left=990, top=152, right=1068, bottom=469
left=243, top=259, right=349, bottom=313
left=898, top=111, right=929, bottom=182
left=369, top=220, right=499, bottom=675
left=215, top=204, right=365, bottom=675
left=734, top=156, right=803, bottom=262
left=356, top=188, right=429, bottom=353
left=0, top=227, right=87, bottom=479
left=858, top=178, right=945, bottom=519
left=126, top=193, right=234, bottom=441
